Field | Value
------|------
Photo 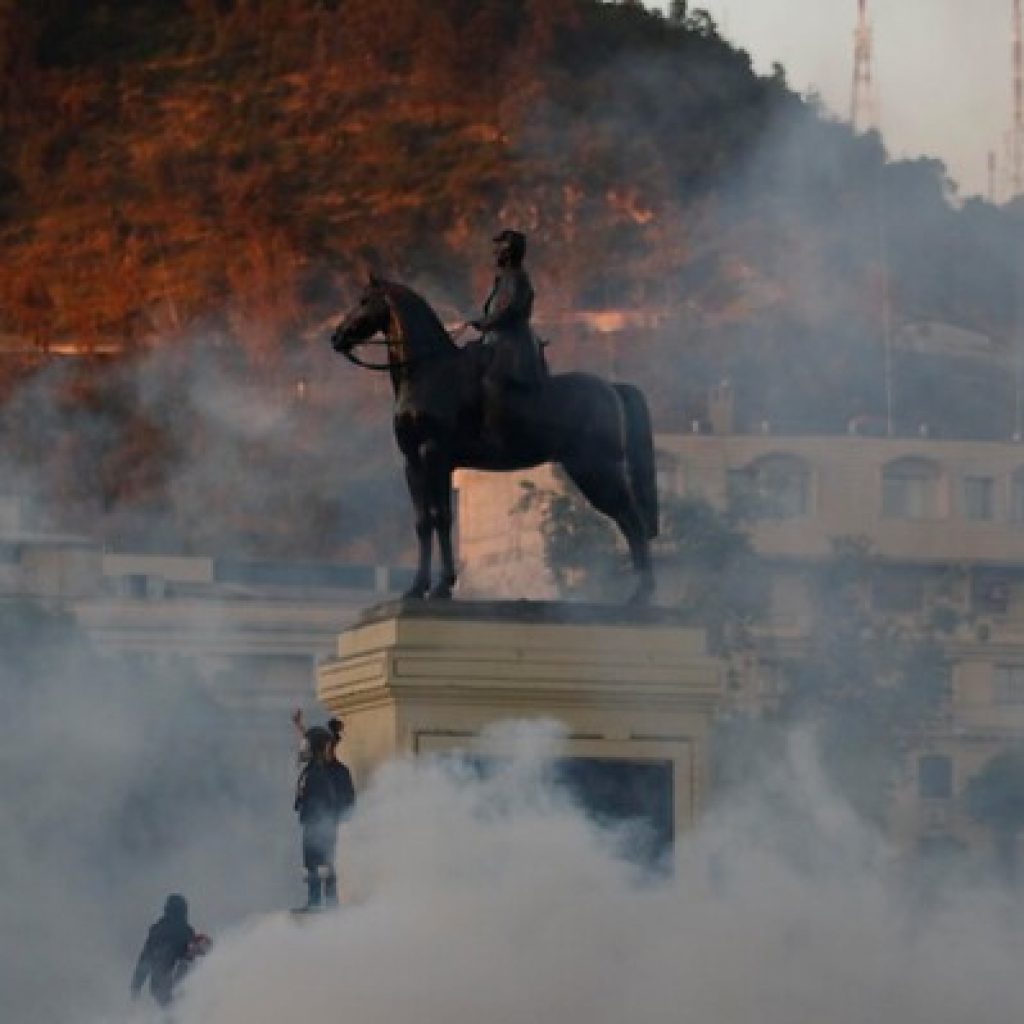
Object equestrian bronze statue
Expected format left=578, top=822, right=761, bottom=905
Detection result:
left=330, top=271, right=659, bottom=604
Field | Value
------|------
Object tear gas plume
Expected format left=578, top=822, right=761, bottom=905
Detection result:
left=2, top=9, right=1023, bottom=1024
left=159, top=723, right=1024, bottom=1024
left=0, top=604, right=297, bottom=1024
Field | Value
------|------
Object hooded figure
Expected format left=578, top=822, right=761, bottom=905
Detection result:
left=130, top=893, right=197, bottom=1007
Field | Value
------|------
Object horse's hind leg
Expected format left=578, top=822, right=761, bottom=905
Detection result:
left=562, top=458, right=655, bottom=606
left=623, top=525, right=655, bottom=605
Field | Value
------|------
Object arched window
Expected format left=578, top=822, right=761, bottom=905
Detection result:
left=882, top=457, right=941, bottom=520
left=743, top=453, right=812, bottom=520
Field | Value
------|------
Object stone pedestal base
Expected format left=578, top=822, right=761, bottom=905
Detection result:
left=316, top=600, right=723, bottom=837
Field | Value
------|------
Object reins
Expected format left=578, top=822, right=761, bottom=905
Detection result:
left=341, top=339, right=402, bottom=372
left=342, top=337, right=458, bottom=373
left=339, top=290, right=461, bottom=372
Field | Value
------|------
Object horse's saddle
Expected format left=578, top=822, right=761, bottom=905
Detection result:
left=477, top=331, right=548, bottom=387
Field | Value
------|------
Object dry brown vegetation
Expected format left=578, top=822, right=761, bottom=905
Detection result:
left=1, top=1, right=1021, bottom=555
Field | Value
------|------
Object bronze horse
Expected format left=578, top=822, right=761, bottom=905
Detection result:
left=331, top=277, right=658, bottom=603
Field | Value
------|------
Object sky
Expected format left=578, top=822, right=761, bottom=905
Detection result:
left=651, top=1, right=1016, bottom=199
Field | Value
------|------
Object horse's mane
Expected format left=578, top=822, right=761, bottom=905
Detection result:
left=381, top=281, right=456, bottom=355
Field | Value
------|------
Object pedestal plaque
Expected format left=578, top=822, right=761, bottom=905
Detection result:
left=316, top=600, right=724, bottom=837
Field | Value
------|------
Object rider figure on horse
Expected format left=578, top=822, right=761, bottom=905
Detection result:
left=466, top=229, right=545, bottom=448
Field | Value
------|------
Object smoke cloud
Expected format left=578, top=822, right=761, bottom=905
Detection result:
left=0, top=326, right=409, bottom=560
left=0, top=597, right=300, bottom=1024
left=3, top=9, right=1023, bottom=1024
left=159, top=723, right=1024, bottom=1024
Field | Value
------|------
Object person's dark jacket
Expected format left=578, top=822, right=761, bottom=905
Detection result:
left=295, top=757, right=357, bottom=827
left=295, top=759, right=356, bottom=825
left=295, top=760, right=334, bottom=825
left=474, top=267, right=541, bottom=388
left=329, top=760, right=356, bottom=821
left=130, top=908, right=195, bottom=1006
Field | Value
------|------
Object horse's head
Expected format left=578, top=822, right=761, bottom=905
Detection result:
left=331, top=274, right=391, bottom=355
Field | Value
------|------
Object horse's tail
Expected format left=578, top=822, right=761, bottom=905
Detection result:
left=613, top=383, right=659, bottom=539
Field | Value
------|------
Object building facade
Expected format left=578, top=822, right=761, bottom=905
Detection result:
left=455, top=432, right=1024, bottom=861
left=0, top=496, right=411, bottom=734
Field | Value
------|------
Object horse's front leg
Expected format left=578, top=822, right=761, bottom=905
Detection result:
left=404, top=456, right=431, bottom=600
left=421, top=439, right=456, bottom=600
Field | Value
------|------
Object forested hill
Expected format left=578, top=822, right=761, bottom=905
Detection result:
left=0, top=1, right=773, bottom=353
left=1, top=1, right=1016, bottom=357
left=0, top=0, right=1021, bottom=558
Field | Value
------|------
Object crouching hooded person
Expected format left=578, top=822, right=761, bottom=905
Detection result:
left=130, top=893, right=210, bottom=1007
left=294, top=725, right=355, bottom=910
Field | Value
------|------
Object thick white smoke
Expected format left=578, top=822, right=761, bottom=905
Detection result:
left=157, top=722, right=1024, bottom=1024
left=0, top=607, right=298, bottom=1024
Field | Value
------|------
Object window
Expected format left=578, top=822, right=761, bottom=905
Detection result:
left=755, top=660, right=786, bottom=697
left=744, top=454, right=812, bottom=520
left=1013, top=470, right=1024, bottom=523
left=918, top=755, right=953, bottom=800
left=993, top=664, right=1024, bottom=704
left=973, top=573, right=1011, bottom=615
left=963, top=476, right=994, bottom=521
left=123, top=574, right=149, bottom=599
left=882, top=458, right=941, bottom=519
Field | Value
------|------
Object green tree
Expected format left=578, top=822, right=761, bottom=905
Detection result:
left=515, top=472, right=764, bottom=642
left=965, top=748, right=1024, bottom=883
left=659, top=492, right=765, bottom=650
left=514, top=471, right=622, bottom=599
left=772, top=538, right=951, bottom=824
left=516, top=484, right=950, bottom=824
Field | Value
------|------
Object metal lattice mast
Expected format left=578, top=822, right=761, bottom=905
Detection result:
left=1014, top=2, right=1024, bottom=438
left=1012, top=0, right=1024, bottom=196
left=851, top=1, right=889, bottom=427
left=851, top=0, right=876, bottom=133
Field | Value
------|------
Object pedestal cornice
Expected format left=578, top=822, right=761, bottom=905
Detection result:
left=316, top=599, right=726, bottom=837
left=319, top=599, right=721, bottom=715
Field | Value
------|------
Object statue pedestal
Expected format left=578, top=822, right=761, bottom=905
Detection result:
left=316, top=600, right=723, bottom=838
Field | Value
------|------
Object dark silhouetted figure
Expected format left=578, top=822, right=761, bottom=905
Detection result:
left=468, top=229, right=544, bottom=449
left=331, top=274, right=658, bottom=603
left=294, top=725, right=355, bottom=910
left=291, top=707, right=345, bottom=765
left=130, top=893, right=208, bottom=1007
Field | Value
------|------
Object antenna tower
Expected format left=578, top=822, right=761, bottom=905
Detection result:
left=851, top=0, right=876, bottom=133
left=1012, top=0, right=1024, bottom=197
